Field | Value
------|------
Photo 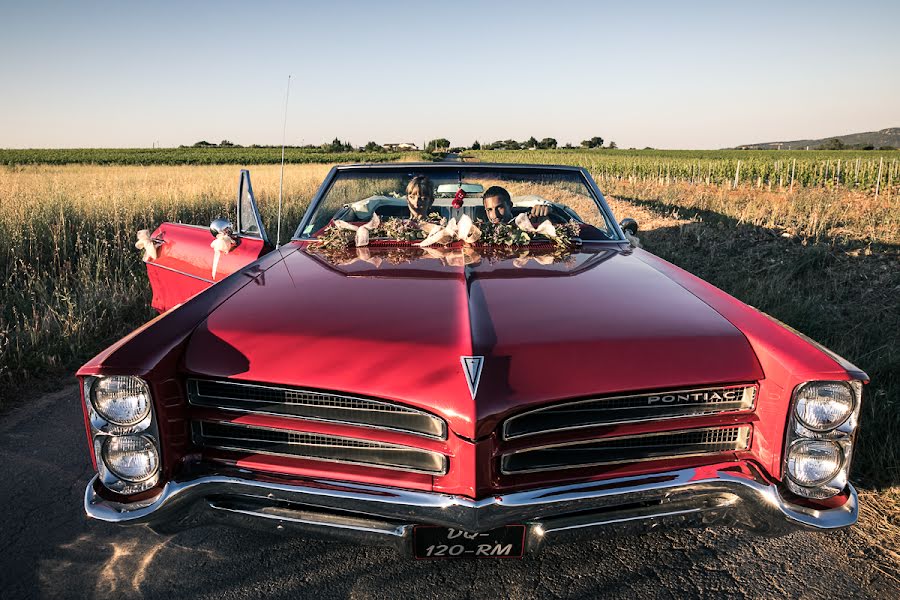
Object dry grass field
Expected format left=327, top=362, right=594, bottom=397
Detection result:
left=0, top=163, right=331, bottom=400
left=0, top=159, right=897, bottom=511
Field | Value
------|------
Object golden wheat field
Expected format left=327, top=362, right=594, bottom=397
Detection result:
left=0, top=161, right=897, bottom=499
left=0, top=163, right=332, bottom=399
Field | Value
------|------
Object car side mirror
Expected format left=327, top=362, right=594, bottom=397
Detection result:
left=620, top=218, right=638, bottom=236
left=210, top=218, right=239, bottom=245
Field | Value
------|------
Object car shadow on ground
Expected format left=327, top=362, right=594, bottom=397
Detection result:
left=616, top=195, right=900, bottom=490
left=22, top=518, right=894, bottom=599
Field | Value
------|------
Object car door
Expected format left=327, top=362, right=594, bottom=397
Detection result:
left=144, top=170, right=272, bottom=313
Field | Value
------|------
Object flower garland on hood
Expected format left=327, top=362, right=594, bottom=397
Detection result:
left=313, top=212, right=581, bottom=251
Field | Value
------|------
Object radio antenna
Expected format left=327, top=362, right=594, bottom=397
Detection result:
left=276, top=74, right=291, bottom=248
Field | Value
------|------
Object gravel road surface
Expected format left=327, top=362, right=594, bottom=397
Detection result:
left=1, top=386, right=897, bottom=599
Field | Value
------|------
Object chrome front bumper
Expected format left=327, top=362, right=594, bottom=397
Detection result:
left=85, top=463, right=858, bottom=554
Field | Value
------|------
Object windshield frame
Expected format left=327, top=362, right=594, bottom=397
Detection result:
left=291, top=163, right=627, bottom=243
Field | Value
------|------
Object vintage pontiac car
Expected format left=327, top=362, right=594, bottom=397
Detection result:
left=79, top=163, right=866, bottom=558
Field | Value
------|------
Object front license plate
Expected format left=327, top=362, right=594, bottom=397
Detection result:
left=413, top=525, right=526, bottom=559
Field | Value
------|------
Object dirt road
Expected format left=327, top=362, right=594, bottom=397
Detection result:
left=0, top=385, right=897, bottom=599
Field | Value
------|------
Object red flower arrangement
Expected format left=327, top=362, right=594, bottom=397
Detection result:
left=452, top=188, right=466, bottom=209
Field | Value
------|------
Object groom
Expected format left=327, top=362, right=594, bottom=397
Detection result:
left=482, top=186, right=550, bottom=224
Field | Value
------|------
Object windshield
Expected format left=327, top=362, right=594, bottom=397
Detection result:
left=296, top=167, right=618, bottom=244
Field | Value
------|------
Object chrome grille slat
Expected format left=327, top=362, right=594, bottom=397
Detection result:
left=503, top=385, right=757, bottom=440
left=500, top=426, right=751, bottom=475
left=194, top=421, right=447, bottom=475
left=187, top=379, right=447, bottom=439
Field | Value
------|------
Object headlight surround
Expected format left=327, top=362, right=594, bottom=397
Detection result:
left=794, top=381, right=854, bottom=432
left=786, top=439, right=844, bottom=487
left=83, top=375, right=162, bottom=495
left=783, top=379, right=862, bottom=500
left=90, top=376, right=152, bottom=429
left=101, top=435, right=160, bottom=483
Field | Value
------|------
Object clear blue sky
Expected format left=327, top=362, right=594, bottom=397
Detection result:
left=1, top=0, right=897, bottom=149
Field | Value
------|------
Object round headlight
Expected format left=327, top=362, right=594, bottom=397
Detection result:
left=786, top=439, right=843, bottom=487
left=794, top=381, right=854, bottom=432
left=101, top=435, right=160, bottom=482
left=91, top=376, right=151, bottom=426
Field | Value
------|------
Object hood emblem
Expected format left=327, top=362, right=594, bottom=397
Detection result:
left=460, top=356, right=484, bottom=400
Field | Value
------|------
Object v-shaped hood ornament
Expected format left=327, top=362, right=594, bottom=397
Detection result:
left=460, top=356, right=484, bottom=400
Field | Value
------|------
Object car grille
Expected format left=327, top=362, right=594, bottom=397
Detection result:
left=502, top=384, right=756, bottom=440
left=192, top=421, right=448, bottom=475
left=500, top=425, right=751, bottom=474
left=187, top=379, right=446, bottom=440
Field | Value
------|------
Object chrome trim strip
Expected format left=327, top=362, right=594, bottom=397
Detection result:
left=187, top=379, right=447, bottom=440
left=145, top=261, right=214, bottom=284
left=500, top=426, right=752, bottom=475
left=84, top=464, right=859, bottom=547
left=503, top=384, right=757, bottom=440
left=207, top=499, right=410, bottom=538
left=759, top=311, right=868, bottom=380
left=193, top=420, right=448, bottom=476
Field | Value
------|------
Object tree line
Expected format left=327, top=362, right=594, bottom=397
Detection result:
left=182, top=136, right=618, bottom=154
left=430, top=136, right=615, bottom=153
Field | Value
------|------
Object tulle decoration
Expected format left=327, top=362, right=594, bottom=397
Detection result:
left=333, top=213, right=382, bottom=247
left=210, top=232, right=236, bottom=279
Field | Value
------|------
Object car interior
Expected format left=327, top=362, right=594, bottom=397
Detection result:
left=338, top=195, right=578, bottom=225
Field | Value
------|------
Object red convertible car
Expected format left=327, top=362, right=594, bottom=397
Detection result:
left=79, top=163, right=865, bottom=558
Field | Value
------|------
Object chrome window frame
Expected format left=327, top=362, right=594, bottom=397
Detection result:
left=236, top=169, right=270, bottom=244
left=291, top=163, right=627, bottom=243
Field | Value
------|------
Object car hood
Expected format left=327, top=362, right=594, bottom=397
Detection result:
left=184, top=245, right=763, bottom=439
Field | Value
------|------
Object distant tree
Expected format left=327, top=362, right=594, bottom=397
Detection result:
left=878, top=146, right=897, bottom=150
left=486, top=139, right=522, bottom=150
left=564, top=142, right=573, bottom=149
left=364, top=141, right=383, bottom=152
left=607, top=141, right=617, bottom=149
left=426, top=138, right=451, bottom=152
left=818, top=138, right=846, bottom=150
left=539, top=137, right=557, bottom=149
left=219, top=139, right=234, bottom=147
left=526, top=136, right=539, bottom=149
left=192, top=140, right=214, bottom=147
left=322, top=137, right=353, bottom=152
left=471, top=140, right=481, bottom=150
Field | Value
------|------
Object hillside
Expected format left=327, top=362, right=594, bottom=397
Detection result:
left=736, top=127, right=900, bottom=150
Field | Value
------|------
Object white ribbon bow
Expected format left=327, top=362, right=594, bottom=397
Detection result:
left=514, top=213, right=557, bottom=239
left=333, top=213, right=381, bottom=247
left=210, top=232, right=236, bottom=279
left=135, top=229, right=158, bottom=262
left=417, top=214, right=482, bottom=247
